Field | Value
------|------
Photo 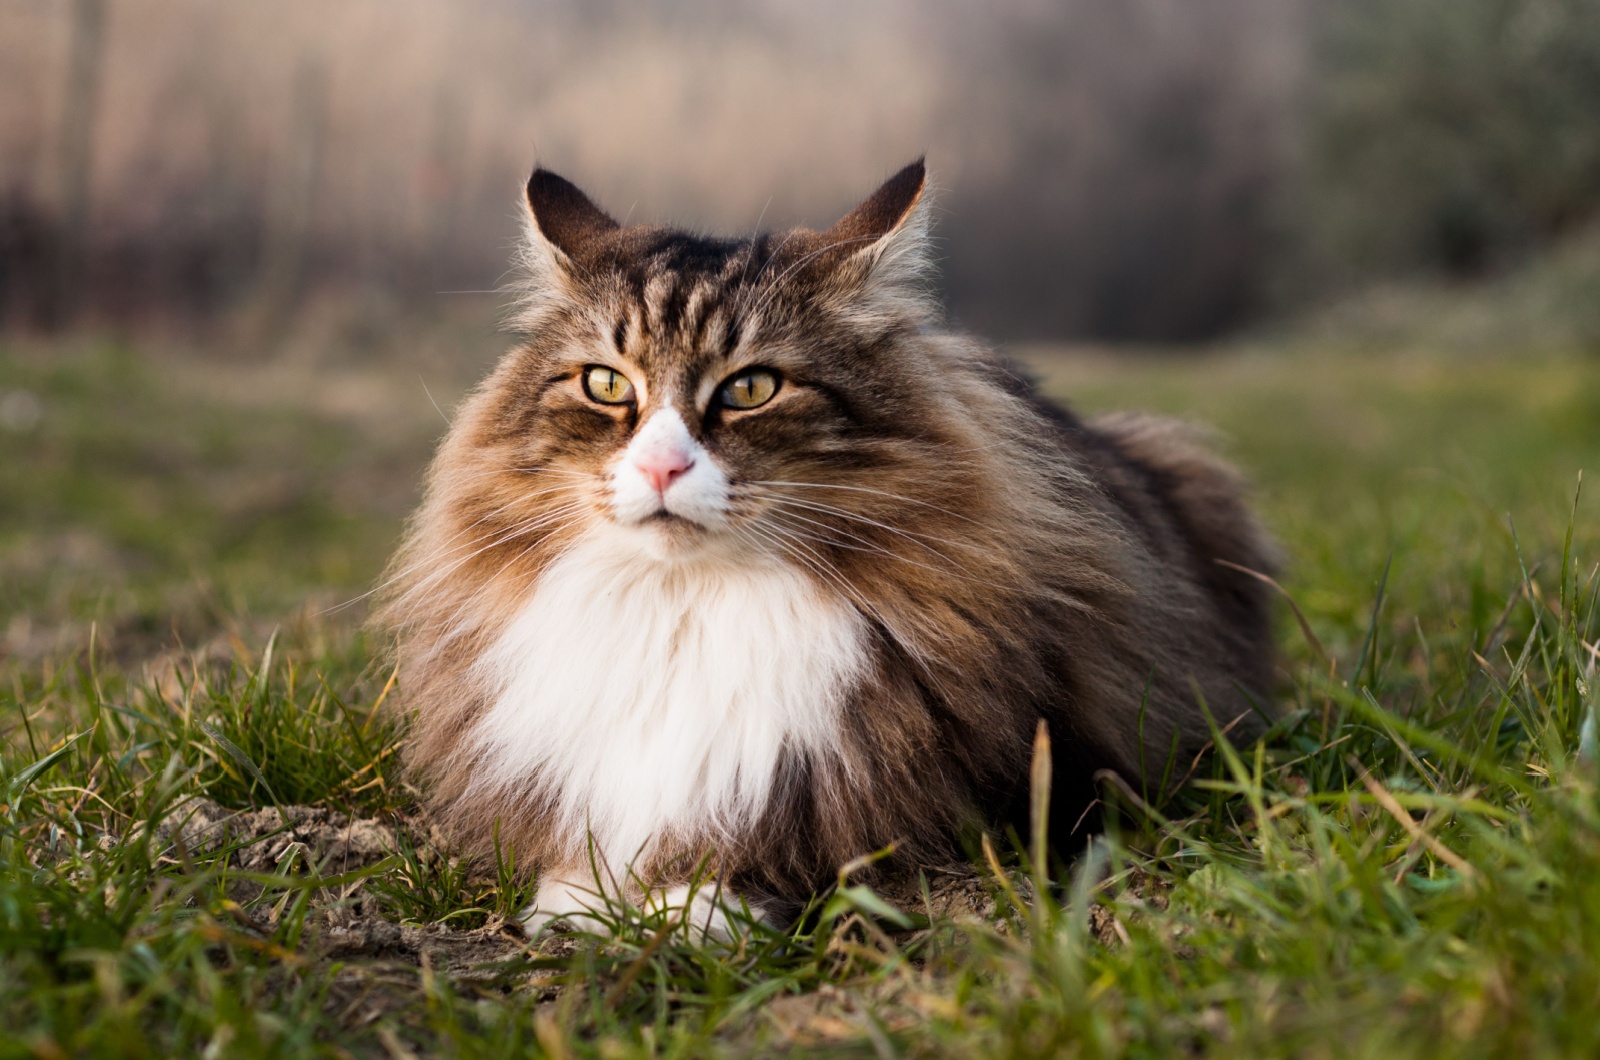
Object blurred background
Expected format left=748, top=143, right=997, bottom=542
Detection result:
left=2, top=0, right=1599, bottom=666
left=5, top=0, right=1598, bottom=344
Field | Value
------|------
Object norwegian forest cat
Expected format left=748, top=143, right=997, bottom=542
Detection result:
left=379, top=159, right=1277, bottom=935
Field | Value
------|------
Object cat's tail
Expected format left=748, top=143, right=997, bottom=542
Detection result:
left=1089, top=413, right=1277, bottom=574
left=1086, top=411, right=1280, bottom=687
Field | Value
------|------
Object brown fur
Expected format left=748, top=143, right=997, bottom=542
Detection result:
left=376, top=159, right=1277, bottom=911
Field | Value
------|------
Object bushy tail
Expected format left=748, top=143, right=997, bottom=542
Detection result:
left=1090, top=413, right=1277, bottom=572
left=1088, top=412, right=1280, bottom=689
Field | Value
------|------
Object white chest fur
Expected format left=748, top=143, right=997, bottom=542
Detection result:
left=467, top=532, right=869, bottom=872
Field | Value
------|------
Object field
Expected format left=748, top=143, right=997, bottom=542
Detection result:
left=2, top=330, right=1599, bottom=1057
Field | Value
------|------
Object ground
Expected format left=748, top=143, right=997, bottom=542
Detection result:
left=2, top=325, right=1598, bottom=1057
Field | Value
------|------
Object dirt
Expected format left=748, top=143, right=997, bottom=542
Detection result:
left=876, top=861, right=1036, bottom=924
left=138, top=796, right=1134, bottom=1044
left=152, top=798, right=397, bottom=871
left=143, top=798, right=542, bottom=980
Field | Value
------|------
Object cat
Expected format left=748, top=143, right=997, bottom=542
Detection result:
left=378, top=158, right=1277, bottom=936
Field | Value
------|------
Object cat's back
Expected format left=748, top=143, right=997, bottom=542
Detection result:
left=1000, top=362, right=1280, bottom=749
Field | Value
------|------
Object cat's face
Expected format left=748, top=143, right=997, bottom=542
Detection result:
left=469, top=162, right=944, bottom=562
left=496, top=277, right=886, bottom=555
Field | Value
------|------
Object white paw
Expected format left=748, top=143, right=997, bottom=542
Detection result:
left=519, top=874, right=611, bottom=936
left=517, top=873, right=768, bottom=941
left=646, top=883, right=768, bottom=942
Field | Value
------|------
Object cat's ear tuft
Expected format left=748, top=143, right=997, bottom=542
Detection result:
left=525, top=168, right=620, bottom=259
left=817, top=158, right=936, bottom=323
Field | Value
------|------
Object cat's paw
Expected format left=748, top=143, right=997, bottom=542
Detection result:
left=517, top=873, right=768, bottom=941
left=519, top=874, right=610, bottom=936
left=645, top=883, right=769, bottom=942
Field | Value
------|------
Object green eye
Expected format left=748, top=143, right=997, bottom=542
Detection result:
left=719, top=368, right=780, bottom=410
left=582, top=365, right=635, bottom=405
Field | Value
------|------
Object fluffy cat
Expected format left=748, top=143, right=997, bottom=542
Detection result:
left=378, top=159, right=1277, bottom=935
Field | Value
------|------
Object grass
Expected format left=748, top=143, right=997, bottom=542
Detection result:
left=2, top=332, right=1599, bottom=1056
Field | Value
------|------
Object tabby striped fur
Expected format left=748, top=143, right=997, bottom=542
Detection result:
left=377, top=159, right=1277, bottom=930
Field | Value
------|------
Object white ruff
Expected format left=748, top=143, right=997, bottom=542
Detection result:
left=467, top=530, right=868, bottom=874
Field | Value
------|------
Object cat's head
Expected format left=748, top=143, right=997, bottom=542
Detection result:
left=463, top=159, right=968, bottom=564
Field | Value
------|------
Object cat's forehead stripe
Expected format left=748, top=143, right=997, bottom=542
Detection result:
left=627, top=257, right=749, bottom=353
left=642, top=273, right=675, bottom=337
left=599, top=231, right=785, bottom=379
left=679, top=283, right=714, bottom=350
left=657, top=276, right=700, bottom=339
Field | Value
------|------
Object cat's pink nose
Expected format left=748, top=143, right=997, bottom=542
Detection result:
left=634, top=449, right=694, bottom=496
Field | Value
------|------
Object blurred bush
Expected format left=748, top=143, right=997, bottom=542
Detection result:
left=1291, top=0, right=1600, bottom=289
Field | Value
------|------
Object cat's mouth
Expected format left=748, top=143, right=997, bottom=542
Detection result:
left=612, top=506, right=739, bottom=561
left=635, top=508, right=718, bottom=538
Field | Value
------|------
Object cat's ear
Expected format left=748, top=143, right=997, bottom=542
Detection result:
left=814, top=158, right=936, bottom=322
left=514, top=168, right=620, bottom=328
left=826, top=158, right=927, bottom=253
left=525, top=169, right=620, bottom=259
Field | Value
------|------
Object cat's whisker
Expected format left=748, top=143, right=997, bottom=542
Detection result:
left=748, top=479, right=1002, bottom=530
left=330, top=487, right=588, bottom=614
left=751, top=494, right=1041, bottom=596
left=730, top=524, right=916, bottom=706
left=443, top=465, right=602, bottom=487
left=505, top=466, right=602, bottom=479
left=761, top=506, right=992, bottom=578
left=763, top=510, right=1039, bottom=599
left=407, top=533, right=591, bottom=667
left=751, top=492, right=986, bottom=556
left=763, top=517, right=937, bottom=566
left=743, top=520, right=959, bottom=707
left=760, top=515, right=886, bottom=556
left=738, top=522, right=880, bottom=623
left=323, top=497, right=561, bottom=615
left=388, top=501, right=590, bottom=620
left=427, top=510, right=592, bottom=644
left=758, top=507, right=925, bottom=560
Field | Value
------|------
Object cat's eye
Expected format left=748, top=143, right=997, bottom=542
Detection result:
left=582, top=365, right=635, bottom=405
left=718, top=368, right=780, bottom=410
